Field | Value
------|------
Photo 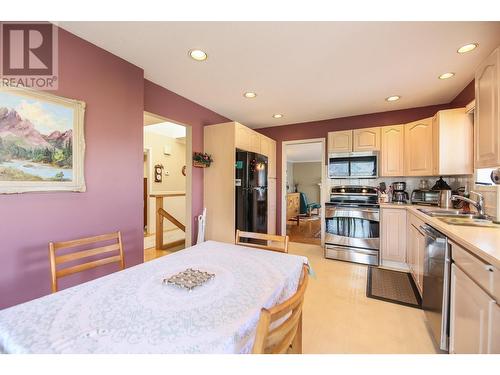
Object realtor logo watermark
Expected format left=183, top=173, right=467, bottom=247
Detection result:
left=0, top=22, right=58, bottom=89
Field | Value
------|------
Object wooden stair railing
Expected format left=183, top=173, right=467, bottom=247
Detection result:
left=158, top=208, right=186, bottom=232
left=150, top=193, right=186, bottom=250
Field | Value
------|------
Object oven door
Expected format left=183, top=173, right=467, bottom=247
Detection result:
left=325, top=206, right=380, bottom=250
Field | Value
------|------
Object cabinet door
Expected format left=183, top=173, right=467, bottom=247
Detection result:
left=416, top=229, right=425, bottom=292
left=433, top=108, right=474, bottom=175
left=407, top=224, right=417, bottom=280
left=353, top=127, right=380, bottom=151
left=404, top=118, right=433, bottom=176
left=250, top=131, right=261, bottom=154
left=267, top=178, right=277, bottom=235
left=489, top=302, right=500, bottom=354
left=235, top=123, right=251, bottom=151
left=407, top=223, right=424, bottom=294
left=475, top=47, right=500, bottom=168
left=380, top=125, right=404, bottom=176
left=450, top=264, right=494, bottom=354
left=328, top=130, right=352, bottom=153
left=381, top=209, right=407, bottom=263
left=260, top=136, right=270, bottom=157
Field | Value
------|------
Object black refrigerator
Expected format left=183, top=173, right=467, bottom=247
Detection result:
left=235, top=150, right=268, bottom=237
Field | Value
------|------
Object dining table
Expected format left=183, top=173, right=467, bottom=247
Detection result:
left=0, top=240, right=308, bottom=354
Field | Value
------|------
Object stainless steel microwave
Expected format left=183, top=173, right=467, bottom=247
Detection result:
left=328, top=151, right=379, bottom=179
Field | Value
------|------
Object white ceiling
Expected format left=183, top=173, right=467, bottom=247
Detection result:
left=59, top=22, right=500, bottom=129
left=144, top=122, right=186, bottom=138
left=286, top=142, right=322, bottom=163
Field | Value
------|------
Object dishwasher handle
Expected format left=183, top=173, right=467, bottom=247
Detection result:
left=419, top=224, right=445, bottom=242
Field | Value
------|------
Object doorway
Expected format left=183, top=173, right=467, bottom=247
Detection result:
left=281, top=138, right=326, bottom=246
left=143, top=112, right=192, bottom=261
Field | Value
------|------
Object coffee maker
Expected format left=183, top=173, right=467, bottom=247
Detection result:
left=391, top=181, right=409, bottom=204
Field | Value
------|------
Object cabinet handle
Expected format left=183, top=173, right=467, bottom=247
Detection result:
left=485, top=265, right=494, bottom=272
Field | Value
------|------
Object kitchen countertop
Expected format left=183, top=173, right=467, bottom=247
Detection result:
left=380, top=203, right=500, bottom=269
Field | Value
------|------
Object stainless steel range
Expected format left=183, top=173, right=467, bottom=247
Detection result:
left=325, top=186, right=380, bottom=265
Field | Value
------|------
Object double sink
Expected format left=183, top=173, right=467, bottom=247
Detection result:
left=417, top=208, right=498, bottom=227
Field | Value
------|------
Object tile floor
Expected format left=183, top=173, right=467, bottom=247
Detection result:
left=289, top=242, right=438, bottom=354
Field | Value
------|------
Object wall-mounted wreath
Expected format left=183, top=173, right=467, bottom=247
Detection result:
left=193, top=152, right=213, bottom=168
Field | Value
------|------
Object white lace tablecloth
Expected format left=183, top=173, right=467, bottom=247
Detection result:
left=0, top=240, right=308, bottom=354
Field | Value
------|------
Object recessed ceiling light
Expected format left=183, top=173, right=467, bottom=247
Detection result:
left=385, top=95, right=401, bottom=102
left=439, top=72, right=455, bottom=80
left=243, top=92, right=257, bottom=98
left=189, top=49, right=207, bottom=61
left=272, top=114, right=283, bottom=119
left=457, top=43, right=478, bottom=54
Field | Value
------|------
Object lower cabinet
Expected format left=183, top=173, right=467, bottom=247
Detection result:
left=406, top=213, right=425, bottom=295
left=491, top=302, right=500, bottom=353
left=450, top=264, right=497, bottom=354
left=380, top=208, right=407, bottom=266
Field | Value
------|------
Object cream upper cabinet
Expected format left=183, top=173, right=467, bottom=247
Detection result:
left=260, top=136, right=270, bottom=157
left=404, top=117, right=434, bottom=176
left=328, top=130, right=352, bottom=153
left=475, top=47, right=500, bottom=168
left=235, top=123, right=251, bottom=151
left=235, top=122, right=261, bottom=153
left=250, top=131, right=261, bottom=153
left=380, top=208, right=407, bottom=264
left=450, top=264, right=495, bottom=354
left=353, top=127, right=380, bottom=151
left=380, top=125, right=404, bottom=176
left=432, top=108, right=473, bottom=176
left=260, top=136, right=277, bottom=178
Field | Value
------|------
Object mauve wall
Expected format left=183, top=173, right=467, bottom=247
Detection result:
left=143, top=80, right=230, bottom=243
left=0, top=28, right=145, bottom=309
left=257, top=82, right=475, bottom=234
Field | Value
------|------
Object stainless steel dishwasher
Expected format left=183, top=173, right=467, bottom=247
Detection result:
left=420, top=224, right=451, bottom=352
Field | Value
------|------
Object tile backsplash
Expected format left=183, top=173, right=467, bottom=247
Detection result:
left=326, top=175, right=471, bottom=192
left=325, top=171, right=499, bottom=218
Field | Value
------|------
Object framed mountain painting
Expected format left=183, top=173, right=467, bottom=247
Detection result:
left=0, top=87, right=86, bottom=193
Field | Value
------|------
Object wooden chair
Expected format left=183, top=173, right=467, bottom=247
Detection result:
left=235, top=230, right=289, bottom=253
left=252, top=264, right=309, bottom=354
left=49, top=231, right=125, bottom=293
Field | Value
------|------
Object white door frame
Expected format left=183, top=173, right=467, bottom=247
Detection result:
left=281, top=138, right=326, bottom=246
left=144, top=111, right=192, bottom=247
left=143, top=147, right=153, bottom=233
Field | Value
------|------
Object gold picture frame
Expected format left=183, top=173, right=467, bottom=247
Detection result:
left=0, top=86, right=86, bottom=193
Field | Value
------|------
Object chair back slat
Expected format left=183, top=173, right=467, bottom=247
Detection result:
left=49, top=231, right=124, bottom=293
left=252, top=264, right=309, bottom=354
left=266, top=307, right=302, bottom=347
left=55, top=243, right=120, bottom=264
left=52, top=232, right=119, bottom=250
left=56, top=255, right=123, bottom=279
left=235, top=230, right=289, bottom=253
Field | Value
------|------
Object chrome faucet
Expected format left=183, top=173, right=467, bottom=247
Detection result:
left=451, top=191, right=486, bottom=218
